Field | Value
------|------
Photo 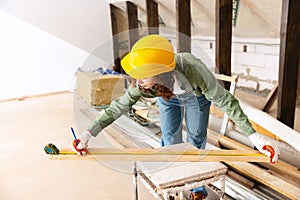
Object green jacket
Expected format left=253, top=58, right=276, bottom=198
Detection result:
left=88, top=53, right=256, bottom=137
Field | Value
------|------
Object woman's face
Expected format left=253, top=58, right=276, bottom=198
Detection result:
left=136, top=73, right=175, bottom=101
left=137, top=76, right=158, bottom=89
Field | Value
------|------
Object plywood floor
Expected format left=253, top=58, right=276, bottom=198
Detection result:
left=0, top=92, right=155, bottom=200
left=0, top=91, right=299, bottom=200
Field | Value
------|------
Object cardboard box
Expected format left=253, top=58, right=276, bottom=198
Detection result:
left=76, top=71, right=124, bottom=106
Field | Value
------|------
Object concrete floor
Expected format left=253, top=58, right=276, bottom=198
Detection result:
left=0, top=91, right=299, bottom=200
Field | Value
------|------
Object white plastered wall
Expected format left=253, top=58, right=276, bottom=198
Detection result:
left=0, top=0, right=113, bottom=100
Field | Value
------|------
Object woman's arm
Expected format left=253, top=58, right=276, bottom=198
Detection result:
left=87, top=84, right=142, bottom=136
left=182, top=53, right=256, bottom=136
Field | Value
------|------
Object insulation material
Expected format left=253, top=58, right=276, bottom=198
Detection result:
left=76, top=71, right=124, bottom=106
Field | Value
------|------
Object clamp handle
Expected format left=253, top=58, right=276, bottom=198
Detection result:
left=72, top=139, right=87, bottom=155
left=263, top=145, right=275, bottom=164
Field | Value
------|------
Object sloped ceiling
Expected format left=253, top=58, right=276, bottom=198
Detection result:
left=0, top=0, right=113, bottom=52
left=113, top=0, right=282, bottom=38
left=1, top=0, right=282, bottom=54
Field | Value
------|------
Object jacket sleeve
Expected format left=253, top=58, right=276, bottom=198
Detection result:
left=87, top=85, right=142, bottom=136
left=182, top=53, right=256, bottom=136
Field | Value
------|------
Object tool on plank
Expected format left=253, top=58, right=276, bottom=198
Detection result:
left=45, top=145, right=272, bottom=163
left=263, top=145, right=276, bottom=164
left=44, top=127, right=84, bottom=156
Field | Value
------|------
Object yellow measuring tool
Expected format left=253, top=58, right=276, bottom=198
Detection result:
left=46, top=144, right=270, bottom=163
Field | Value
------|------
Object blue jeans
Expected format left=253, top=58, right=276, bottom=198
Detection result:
left=157, top=93, right=211, bottom=195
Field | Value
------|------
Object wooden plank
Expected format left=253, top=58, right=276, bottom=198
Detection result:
left=111, top=115, right=161, bottom=148
left=176, top=0, right=191, bottom=53
left=238, top=100, right=300, bottom=152
left=102, top=124, right=147, bottom=148
left=226, top=170, right=255, bottom=189
left=214, top=73, right=238, bottom=83
left=248, top=120, right=283, bottom=141
left=262, top=83, right=278, bottom=112
left=208, top=129, right=300, bottom=199
left=146, top=0, right=159, bottom=34
left=215, top=0, right=232, bottom=90
left=298, top=57, right=300, bottom=97
left=126, top=1, right=139, bottom=48
left=49, top=147, right=269, bottom=162
left=277, top=0, right=300, bottom=128
left=228, top=162, right=300, bottom=200
left=207, top=129, right=300, bottom=189
left=102, top=128, right=228, bottom=194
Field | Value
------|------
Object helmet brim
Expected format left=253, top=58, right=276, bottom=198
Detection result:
left=121, top=52, right=176, bottom=79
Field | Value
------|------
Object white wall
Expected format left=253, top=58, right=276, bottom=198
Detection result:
left=193, top=37, right=280, bottom=92
left=0, top=9, right=113, bottom=100
left=232, top=38, right=280, bottom=91
left=0, top=10, right=83, bottom=100
left=0, top=1, right=113, bottom=100
left=0, top=0, right=112, bottom=52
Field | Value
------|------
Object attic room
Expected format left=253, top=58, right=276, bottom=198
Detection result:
left=0, top=0, right=300, bottom=199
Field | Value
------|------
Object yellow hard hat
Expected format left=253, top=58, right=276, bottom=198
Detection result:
left=121, top=34, right=175, bottom=79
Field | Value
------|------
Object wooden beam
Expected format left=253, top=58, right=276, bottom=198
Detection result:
left=176, top=0, right=191, bottom=53
left=215, top=0, right=232, bottom=90
left=238, top=100, right=300, bottom=152
left=146, top=0, right=159, bottom=34
left=228, top=161, right=300, bottom=200
left=49, top=148, right=269, bottom=162
left=277, top=0, right=300, bottom=128
left=126, top=1, right=139, bottom=49
left=226, top=169, right=255, bottom=189
left=214, top=73, right=238, bottom=83
left=298, top=57, right=300, bottom=97
left=207, top=129, right=300, bottom=189
left=262, top=83, right=278, bottom=113
left=110, top=4, right=122, bottom=73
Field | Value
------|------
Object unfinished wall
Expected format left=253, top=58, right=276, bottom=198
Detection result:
left=232, top=38, right=280, bottom=92
left=192, top=37, right=280, bottom=93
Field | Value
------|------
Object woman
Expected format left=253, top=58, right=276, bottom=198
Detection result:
left=72, top=34, right=279, bottom=200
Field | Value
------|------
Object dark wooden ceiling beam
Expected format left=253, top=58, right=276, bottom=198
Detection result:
left=110, top=4, right=123, bottom=73
left=176, top=0, right=191, bottom=53
left=215, top=0, right=232, bottom=90
left=277, top=0, right=300, bottom=128
left=146, top=0, right=159, bottom=34
left=126, top=1, right=139, bottom=49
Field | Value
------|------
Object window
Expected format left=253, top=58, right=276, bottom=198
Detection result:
left=243, top=45, right=247, bottom=52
